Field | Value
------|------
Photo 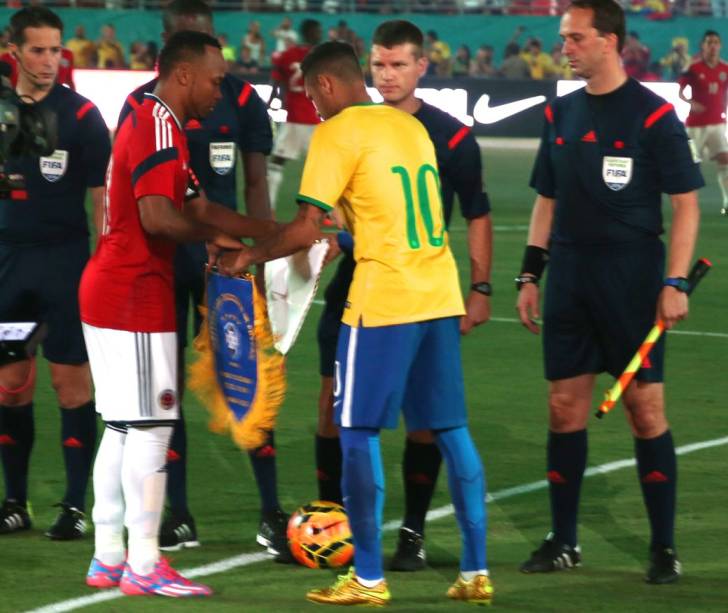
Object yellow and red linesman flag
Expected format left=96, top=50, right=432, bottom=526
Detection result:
left=596, top=258, right=712, bottom=419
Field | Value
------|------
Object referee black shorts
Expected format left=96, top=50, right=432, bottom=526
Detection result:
left=543, top=238, right=666, bottom=383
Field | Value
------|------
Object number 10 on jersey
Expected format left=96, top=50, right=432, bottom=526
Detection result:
left=391, top=164, right=446, bottom=250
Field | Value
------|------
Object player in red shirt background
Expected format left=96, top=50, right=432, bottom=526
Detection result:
left=679, top=30, right=728, bottom=215
left=267, top=19, right=321, bottom=211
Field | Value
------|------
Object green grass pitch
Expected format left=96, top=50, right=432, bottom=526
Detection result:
left=4, top=143, right=727, bottom=612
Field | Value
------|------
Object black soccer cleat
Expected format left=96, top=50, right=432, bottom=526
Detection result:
left=0, top=499, right=31, bottom=534
left=159, top=512, right=200, bottom=551
left=46, top=502, right=86, bottom=540
left=520, top=533, right=582, bottom=573
left=256, top=509, right=294, bottom=563
left=389, top=527, right=427, bottom=571
left=645, top=545, right=681, bottom=585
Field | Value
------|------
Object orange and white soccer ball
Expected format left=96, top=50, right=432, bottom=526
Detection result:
left=287, top=500, right=354, bottom=569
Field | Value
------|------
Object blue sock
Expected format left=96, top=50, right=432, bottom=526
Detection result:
left=635, top=430, right=676, bottom=549
left=0, top=403, right=34, bottom=506
left=166, top=409, right=189, bottom=518
left=248, top=430, right=280, bottom=514
left=547, top=430, right=587, bottom=548
left=60, top=401, right=97, bottom=511
left=340, top=427, right=384, bottom=582
left=435, top=426, right=487, bottom=572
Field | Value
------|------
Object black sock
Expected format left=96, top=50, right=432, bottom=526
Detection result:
left=60, top=401, right=97, bottom=511
left=0, top=403, right=34, bottom=506
left=402, top=439, right=442, bottom=536
left=248, top=430, right=280, bottom=514
left=166, top=410, right=189, bottom=518
left=315, top=434, right=342, bottom=504
left=635, top=430, right=676, bottom=549
left=547, top=429, right=587, bottom=548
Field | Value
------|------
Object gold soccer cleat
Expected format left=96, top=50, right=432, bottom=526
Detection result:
left=306, top=567, right=391, bottom=607
left=446, top=574, right=494, bottom=606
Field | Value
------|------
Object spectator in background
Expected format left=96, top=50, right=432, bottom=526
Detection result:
left=452, top=44, right=471, bottom=76
left=335, top=20, right=357, bottom=45
left=129, top=41, right=153, bottom=70
left=0, top=28, right=9, bottom=55
left=354, top=36, right=369, bottom=75
left=235, top=44, right=259, bottom=75
left=66, top=25, right=96, bottom=68
left=642, top=60, right=663, bottom=81
left=425, top=30, right=451, bottom=76
left=242, top=20, right=265, bottom=66
left=621, top=30, right=650, bottom=79
left=550, top=41, right=573, bottom=79
left=521, top=37, right=556, bottom=79
left=470, top=44, right=497, bottom=77
left=218, top=33, right=236, bottom=63
left=272, top=16, right=298, bottom=52
left=96, top=23, right=125, bottom=68
left=500, top=42, right=530, bottom=79
left=660, top=37, right=690, bottom=80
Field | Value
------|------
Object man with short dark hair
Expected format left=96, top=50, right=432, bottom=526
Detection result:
left=220, top=40, right=493, bottom=607
left=0, top=6, right=110, bottom=540
left=516, top=0, right=702, bottom=584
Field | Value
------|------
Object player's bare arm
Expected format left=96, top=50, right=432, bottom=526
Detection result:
left=219, top=202, right=324, bottom=275
left=138, top=194, right=241, bottom=250
left=183, top=191, right=278, bottom=240
left=242, top=152, right=273, bottom=221
left=658, top=191, right=700, bottom=329
left=678, top=82, right=705, bottom=114
left=517, top=194, right=554, bottom=334
left=90, top=186, right=104, bottom=238
left=461, top=213, right=493, bottom=335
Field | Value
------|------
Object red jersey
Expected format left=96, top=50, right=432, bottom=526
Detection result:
left=0, top=48, right=74, bottom=89
left=679, top=59, right=728, bottom=127
left=271, top=45, right=319, bottom=124
left=79, top=94, right=190, bottom=333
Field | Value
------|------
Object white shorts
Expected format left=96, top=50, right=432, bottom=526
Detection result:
left=271, top=122, right=315, bottom=160
left=82, top=324, right=179, bottom=425
left=687, top=124, right=728, bottom=161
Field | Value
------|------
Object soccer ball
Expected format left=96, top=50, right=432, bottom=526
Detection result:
left=287, top=500, right=354, bottom=569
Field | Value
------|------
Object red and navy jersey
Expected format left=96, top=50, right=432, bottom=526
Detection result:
left=678, top=59, right=728, bottom=127
left=118, top=74, right=272, bottom=210
left=271, top=45, right=319, bottom=125
left=414, top=101, right=491, bottom=225
left=79, top=94, right=190, bottom=333
left=531, top=79, right=704, bottom=245
left=0, top=84, right=109, bottom=246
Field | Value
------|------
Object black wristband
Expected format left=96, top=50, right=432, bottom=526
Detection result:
left=471, top=282, right=492, bottom=296
left=520, top=245, right=549, bottom=279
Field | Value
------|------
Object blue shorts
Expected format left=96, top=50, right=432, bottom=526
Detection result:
left=317, top=253, right=355, bottom=377
left=543, top=238, right=665, bottom=382
left=0, top=239, right=89, bottom=364
left=334, top=316, right=468, bottom=431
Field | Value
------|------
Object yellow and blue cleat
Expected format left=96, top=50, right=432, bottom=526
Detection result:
left=306, top=567, right=391, bottom=607
left=447, top=574, right=494, bottom=606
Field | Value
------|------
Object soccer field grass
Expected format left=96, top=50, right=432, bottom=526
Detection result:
left=4, top=144, right=727, bottom=612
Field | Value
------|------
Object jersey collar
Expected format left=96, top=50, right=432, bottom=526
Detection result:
left=143, top=92, right=183, bottom=131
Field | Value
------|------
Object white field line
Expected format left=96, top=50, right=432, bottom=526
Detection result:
left=26, top=436, right=728, bottom=613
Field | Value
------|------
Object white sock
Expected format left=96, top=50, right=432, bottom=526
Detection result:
left=717, top=164, right=728, bottom=207
left=122, top=425, right=172, bottom=575
left=92, top=425, right=127, bottom=566
left=461, top=569, right=489, bottom=581
left=267, top=161, right=284, bottom=211
left=356, top=576, right=384, bottom=588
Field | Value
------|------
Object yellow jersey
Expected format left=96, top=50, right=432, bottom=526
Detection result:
left=298, top=103, right=465, bottom=328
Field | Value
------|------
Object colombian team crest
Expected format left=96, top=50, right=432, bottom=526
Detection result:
left=39, top=150, right=68, bottom=182
left=602, top=155, right=633, bottom=191
left=209, top=142, right=235, bottom=175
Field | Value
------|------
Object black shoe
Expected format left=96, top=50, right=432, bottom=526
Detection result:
left=645, top=545, right=681, bottom=584
left=0, top=499, right=31, bottom=534
left=159, top=512, right=200, bottom=551
left=46, top=503, right=86, bottom=540
left=390, top=527, right=426, bottom=571
left=257, top=509, right=294, bottom=563
left=520, top=534, right=581, bottom=573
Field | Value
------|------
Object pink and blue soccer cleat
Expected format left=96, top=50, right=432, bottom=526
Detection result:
left=86, top=558, right=125, bottom=588
left=119, top=557, right=212, bottom=597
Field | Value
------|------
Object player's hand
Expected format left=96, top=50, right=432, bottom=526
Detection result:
left=657, top=286, right=688, bottom=330
left=219, top=247, right=253, bottom=277
left=206, top=233, right=241, bottom=267
left=690, top=100, right=706, bottom=114
left=460, top=291, right=491, bottom=335
left=516, top=283, right=541, bottom=334
left=323, top=235, right=341, bottom=266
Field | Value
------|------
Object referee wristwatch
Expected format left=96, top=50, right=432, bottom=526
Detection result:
left=515, top=275, right=538, bottom=291
left=664, top=277, right=690, bottom=293
left=470, top=282, right=492, bottom=296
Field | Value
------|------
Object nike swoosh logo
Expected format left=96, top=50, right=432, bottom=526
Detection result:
left=473, top=94, right=547, bottom=125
